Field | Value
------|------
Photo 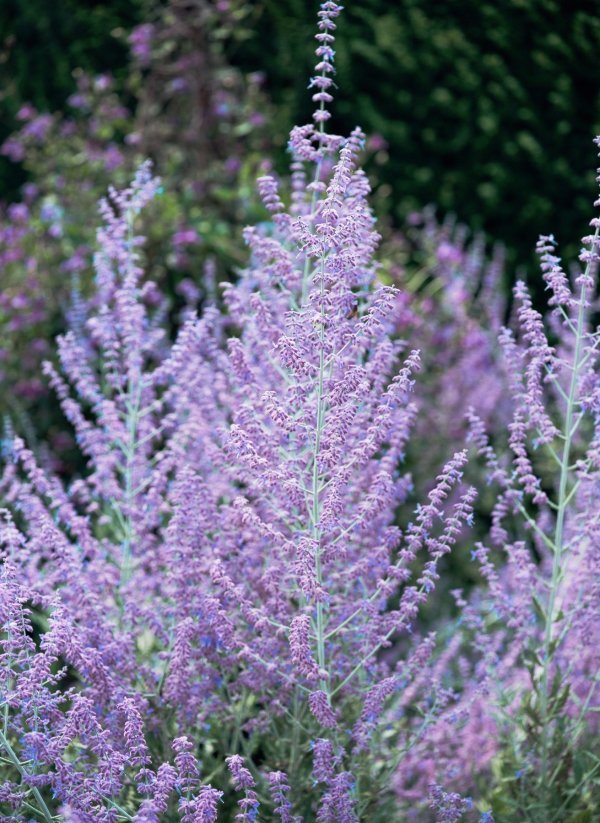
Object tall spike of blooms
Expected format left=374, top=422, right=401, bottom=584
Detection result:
left=311, top=3, right=343, bottom=126
left=226, top=755, right=259, bottom=822
left=201, top=0, right=477, bottom=813
left=1, top=3, right=599, bottom=823
left=0, top=155, right=234, bottom=819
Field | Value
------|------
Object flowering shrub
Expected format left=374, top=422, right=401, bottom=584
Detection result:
left=1, top=2, right=599, bottom=822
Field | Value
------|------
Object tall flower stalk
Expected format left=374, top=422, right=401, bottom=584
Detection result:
left=463, top=141, right=600, bottom=821
left=538, top=222, right=598, bottom=790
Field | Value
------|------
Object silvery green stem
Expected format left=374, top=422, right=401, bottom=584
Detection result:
left=119, top=212, right=142, bottom=588
left=312, top=257, right=328, bottom=694
left=538, top=225, right=597, bottom=791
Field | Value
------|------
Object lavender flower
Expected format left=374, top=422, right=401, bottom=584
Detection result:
left=3, top=2, right=597, bottom=822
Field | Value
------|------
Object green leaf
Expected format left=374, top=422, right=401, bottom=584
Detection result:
left=532, top=595, right=546, bottom=623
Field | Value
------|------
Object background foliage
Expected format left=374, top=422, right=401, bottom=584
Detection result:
left=0, top=0, right=143, bottom=195
left=233, top=0, right=600, bottom=275
left=2, top=0, right=599, bottom=274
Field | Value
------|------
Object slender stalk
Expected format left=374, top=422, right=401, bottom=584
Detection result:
left=312, top=258, right=328, bottom=693
left=289, top=693, right=303, bottom=776
left=299, top=85, right=327, bottom=305
left=516, top=501, right=557, bottom=553
left=119, top=212, right=143, bottom=588
left=538, top=229, right=597, bottom=792
left=331, top=578, right=432, bottom=698
left=119, top=376, right=142, bottom=586
left=550, top=760, right=600, bottom=822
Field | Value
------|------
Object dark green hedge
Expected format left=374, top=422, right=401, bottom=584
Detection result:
left=235, top=0, right=600, bottom=274
left=0, top=0, right=143, bottom=195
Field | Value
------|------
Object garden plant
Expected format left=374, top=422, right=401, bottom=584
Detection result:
left=0, top=2, right=598, bottom=821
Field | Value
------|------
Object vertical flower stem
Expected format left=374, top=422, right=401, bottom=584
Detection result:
left=300, top=52, right=333, bottom=693
left=119, top=211, right=142, bottom=589
left=119, top=378, right=142, bottom=586
left=300, top=81, right=327, bottom=305
left=538, top=227, right=597, bottom=791
left=312, top=257, right=328, bottom=694
left=289, top=691, right=302, bottom=776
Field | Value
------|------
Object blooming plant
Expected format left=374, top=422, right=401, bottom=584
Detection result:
left=392, top=150, right=600, bottom=820
left=1, top=2, right=599, bottom=822
left=462, top=180, right=600, bottom=819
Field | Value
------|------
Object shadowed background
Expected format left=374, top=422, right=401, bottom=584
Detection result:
left=1, top=0, right=599, bottom=274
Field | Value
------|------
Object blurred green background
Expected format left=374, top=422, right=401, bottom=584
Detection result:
left=1, top=0, right=599, bottom=271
